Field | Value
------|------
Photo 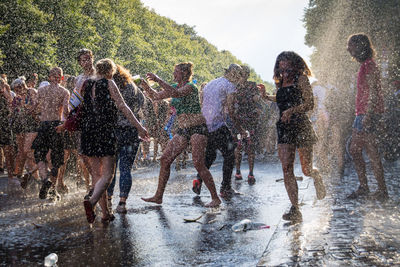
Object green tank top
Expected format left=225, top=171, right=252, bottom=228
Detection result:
left=170, top=82, right=202, bottom=115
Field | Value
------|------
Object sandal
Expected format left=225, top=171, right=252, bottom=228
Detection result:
left=83, top=200, right=96, bottom=223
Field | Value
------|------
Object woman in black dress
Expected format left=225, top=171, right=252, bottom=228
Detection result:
left=77, top=58, right=149, bottom=223
left=263, top=51, right=326, bottom=222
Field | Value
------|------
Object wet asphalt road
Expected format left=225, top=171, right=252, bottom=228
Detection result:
left=1, top=154, right=400, bottom=266
left=1, top=154, right=294, bottom=266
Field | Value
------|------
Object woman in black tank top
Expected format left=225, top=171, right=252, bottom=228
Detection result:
left=74, top=58, right=149, bottom=224
left=263, top=51, right=326, bottom=222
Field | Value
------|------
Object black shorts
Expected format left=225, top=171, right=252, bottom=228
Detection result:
left=63, top=131, right=80, bottom=150
left=32, top=121, right=64, bottom=168
left=176, top=124, right=209, bottom=142
left=276, top=118, right=317, bottom=148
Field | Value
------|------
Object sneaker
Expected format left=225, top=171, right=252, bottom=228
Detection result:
left=84, top=188, right=94, bottom=200
left=48, top=188, right=61, bottom=201
left=235, top=173, right=243, bottom=180
left=219, top=188, right=240, bottom=199
left=282, top=205, right=302, bottom=222
left=192, top=179, right=202, bottom=195
left=247, top=175, right=256, bottom=185
left=116, top=202, right=127, bottom=214
left=39, top=179, right=52, bottom=199
left=20, top=172, right=33, bottom=189
left=347, top=186, right=369, bottom=199
left=371, top=189, right=389, bottom=202
left=313, top=174, right=326, bottom=200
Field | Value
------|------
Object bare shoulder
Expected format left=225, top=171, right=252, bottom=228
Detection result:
left=58, top=85, right=70, bottom=96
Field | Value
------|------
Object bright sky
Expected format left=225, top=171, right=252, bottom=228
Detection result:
left=141, top=0, right=313, bottom=83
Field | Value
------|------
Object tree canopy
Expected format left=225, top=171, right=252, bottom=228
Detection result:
left=0, top=0, right=272, bottom=89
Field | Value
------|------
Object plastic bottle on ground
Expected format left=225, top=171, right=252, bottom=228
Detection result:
left=232, top=219, right=270, bottom=232
left=44, top=253, right=58, bottom=266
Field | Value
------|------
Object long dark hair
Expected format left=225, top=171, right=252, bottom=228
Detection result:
left=347, top=33, right=375, bottom=62
left=273, top=51, right=312, bottom=87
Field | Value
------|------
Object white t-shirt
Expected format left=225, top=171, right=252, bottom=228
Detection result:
left=201, top=77, right=236, bottom=132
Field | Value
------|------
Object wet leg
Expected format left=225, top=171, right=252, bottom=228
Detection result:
left=141, top=135, right=187, bottom=204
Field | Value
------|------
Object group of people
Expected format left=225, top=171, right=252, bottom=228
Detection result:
left=0, top=32, right=389, bottom=224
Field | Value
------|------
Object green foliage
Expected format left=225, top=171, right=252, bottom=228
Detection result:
left=0, top=0, right=270, bottom=88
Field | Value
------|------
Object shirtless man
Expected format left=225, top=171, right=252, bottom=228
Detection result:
left=32, top=67, right=70, bottom=200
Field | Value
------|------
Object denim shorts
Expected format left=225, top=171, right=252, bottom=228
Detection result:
left=352, top=114, right=382, bottom=134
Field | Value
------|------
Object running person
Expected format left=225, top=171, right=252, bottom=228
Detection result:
left=229, top=66, right=263, bottom=185
left=346, top=33, right=388, bottom=201
left=264, top=51, right=326, bottom=222
left=107, top=64, right=146, bottom=214
left=70, top=59, right=148, bottom=223
left=141, top=62, right=221, bottom=207
left=192, top=63, right=243, bottom=198
left=32, top=67, right=70, bottom=200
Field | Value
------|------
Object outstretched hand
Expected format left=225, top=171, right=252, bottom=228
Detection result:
left=138, top=126, right=150, bottom=142
left=146, top=73, right=160, bottom=83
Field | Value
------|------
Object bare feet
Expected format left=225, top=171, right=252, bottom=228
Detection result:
left=141, top=196, right=163, bottom=204
left=205, top=198, right=221, bottom=208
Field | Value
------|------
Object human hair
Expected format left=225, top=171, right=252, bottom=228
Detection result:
left=49, top=67, right=63, bottom=77
left=240, top=65, right=250, bottom=80
left=26, top=73, right=38, bottom=84
left=65, top=75, right=76, bottom=92
left=273, top=51, right=312, bottom=87
left=95, top=58, right=116, bottom=77
left=113, top=64, right=132, bottom=89
left=10, top=77, right=27, bottom=90
left=175, top=62, right=193, bottom=82
left=76, top=48, right=93, bottom=62
left=347, top=33, right=375, bottom=62
left=0, top=74, right=7, bottom=83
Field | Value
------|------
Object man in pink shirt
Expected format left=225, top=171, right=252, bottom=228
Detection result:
left=347, top=33, right=388, bottom=201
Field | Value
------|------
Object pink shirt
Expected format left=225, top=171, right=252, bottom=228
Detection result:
left=356, top=58, right=384, bottom=115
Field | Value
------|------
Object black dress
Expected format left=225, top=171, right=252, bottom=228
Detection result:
left=276, top=83, right=317, bottom=147
left=80, top=78, right=118, bottom=157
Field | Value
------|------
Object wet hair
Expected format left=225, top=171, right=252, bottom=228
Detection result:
left=49, top=67, right=63, bottom=77
left=76, top=48, right=93, bottom=62
left=273, top=51, right=312, bottom=87
left=347, top=33, right=375, bottom=62
left=95, top=58, right=116, bottom=77
left=175, top=62, right=193, bottom=82
left=113, top=64, right=132, bottom=89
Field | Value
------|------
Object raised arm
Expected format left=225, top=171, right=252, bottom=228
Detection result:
left=108, top=80, right=149, bottom=140
left=140, top=79, right=171, bottom=100
left=146, top=73, right=194, bottom=98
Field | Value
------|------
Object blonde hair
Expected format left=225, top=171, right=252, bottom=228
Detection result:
left=96, top=58, right=116, bottom=77
left=175, top=62, right=193, bottom=82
